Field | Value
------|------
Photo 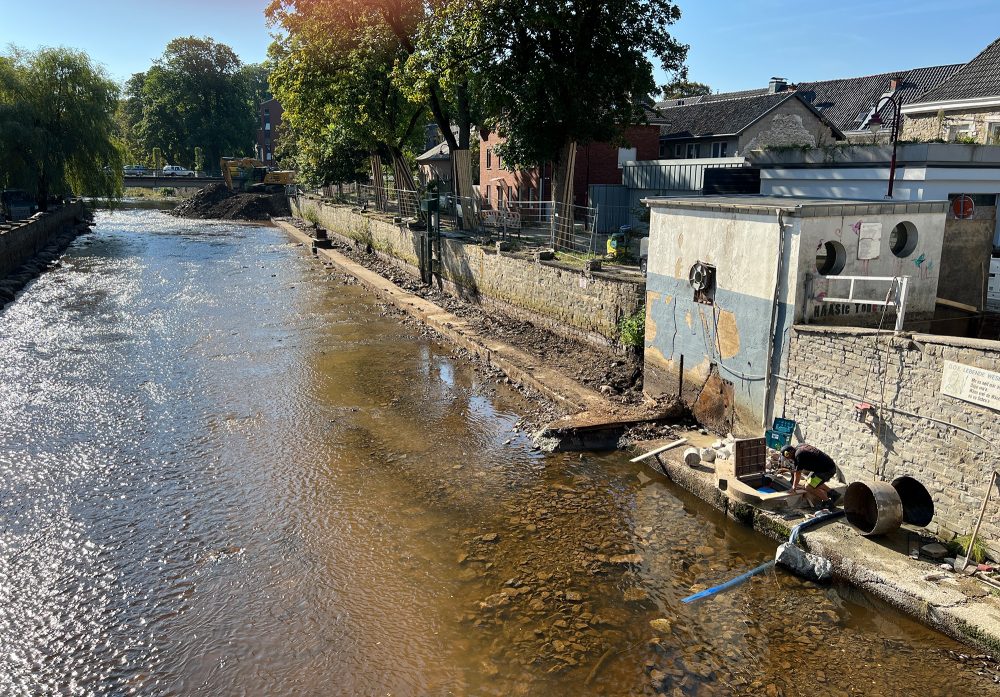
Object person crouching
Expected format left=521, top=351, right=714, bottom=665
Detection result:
left=779, top=443, right=841, bottom=509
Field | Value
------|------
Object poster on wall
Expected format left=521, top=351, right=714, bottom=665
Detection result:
left=941, top=360, right=1000, bottom=411
left=857, top=222, right=882, bottom=260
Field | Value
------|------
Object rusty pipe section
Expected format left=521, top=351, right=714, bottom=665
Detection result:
left=844, top=481, right=904, bottom=536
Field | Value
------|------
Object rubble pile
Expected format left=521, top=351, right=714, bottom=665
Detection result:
left=172, top=183, right=291, bottom=221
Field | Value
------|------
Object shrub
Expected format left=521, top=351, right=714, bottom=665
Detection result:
left=618, top=306, right=645, bottom=348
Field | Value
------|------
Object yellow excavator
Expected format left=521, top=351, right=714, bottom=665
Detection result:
left=220, top=157, right=295, bottom=192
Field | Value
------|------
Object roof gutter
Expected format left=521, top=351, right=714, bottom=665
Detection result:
left=902, top=95, right=1000, bottom=114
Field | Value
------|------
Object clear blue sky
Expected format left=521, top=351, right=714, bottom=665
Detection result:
left=2, top=0, right=999, bottom=92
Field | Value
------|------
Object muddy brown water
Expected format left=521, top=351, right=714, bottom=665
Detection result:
left=0, top=209, right=995, bottom=696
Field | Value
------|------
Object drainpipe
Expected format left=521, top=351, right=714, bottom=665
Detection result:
left=762, top=210, right=790, bottom=428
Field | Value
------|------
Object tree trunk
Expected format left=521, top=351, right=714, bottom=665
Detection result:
left=370, top=154, right=387, bottom=211
left=551, top=140, right=577, bottom=251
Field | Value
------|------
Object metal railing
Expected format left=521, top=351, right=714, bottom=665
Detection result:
left=816, top=275, right=910, bottom=332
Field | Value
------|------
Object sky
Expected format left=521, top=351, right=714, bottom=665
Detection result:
left=2, top=0, right=999, bottom=93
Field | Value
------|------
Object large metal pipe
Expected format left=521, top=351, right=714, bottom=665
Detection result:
left=891, top=476, right=934, bottom=527
left=844, top=481, right=903, bottom=536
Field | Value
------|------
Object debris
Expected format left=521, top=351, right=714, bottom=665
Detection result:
left=700, top=447, right=717, bottom=463
left=171, top=183, right=291, bottom=221
left=649, top=618, right=672, bottom=633
left=922, top=543, right=949, bottom=559
left=629, top=438, right=687, bottom=463
left=683, top=447, right=701, bottom=467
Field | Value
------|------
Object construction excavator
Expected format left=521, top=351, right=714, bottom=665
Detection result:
left=220, top=157, right=295, bottom=192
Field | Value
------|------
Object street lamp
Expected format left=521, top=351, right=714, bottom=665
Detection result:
left=868, top=94, right=902, bottom=199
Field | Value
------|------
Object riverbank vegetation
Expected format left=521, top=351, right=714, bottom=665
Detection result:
left=0, top=47, right=123, bottom=209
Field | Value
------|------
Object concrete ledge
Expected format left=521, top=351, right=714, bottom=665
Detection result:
left=275, top=219, right=610, bottom=413
left=637, top=432, right=1000, bottom=655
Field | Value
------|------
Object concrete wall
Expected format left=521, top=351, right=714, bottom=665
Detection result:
left=939, top=204, right=997, bottom=309
left=290, top=196, right=645, bottom=346
left=783, top=326, right=1000, bottom=558
left=643, top=207, right=800, bottom=434
left=0, top=202, right=84, bottom=278
left=798, top=205, right=947, bottom=325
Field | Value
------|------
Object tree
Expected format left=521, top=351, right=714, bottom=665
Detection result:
left=120, top=37, right=259, bottom=174
left=477, top=0, right=688, bottom=228
left=266, top=1, right=428, bottom=214
left=661, top=74, right=712, bottom=100
left=0, top=47, right=122, bottom=209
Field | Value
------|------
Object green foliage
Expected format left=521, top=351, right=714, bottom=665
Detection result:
left=120, top=37, right=262, bottom=172
left=949, top=534, right=988, bottom=563
left=478, top=0, right=688, bottom=202
left=661, top=75, right=712, bottom=100
left=0, top=46, right=123, bottom=208
left=618, top=306, right=646, bottom=348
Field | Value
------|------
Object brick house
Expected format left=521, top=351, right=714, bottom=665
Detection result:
left=902, top=37, right=1000, bottom=144
left=479, top=125, right=660, bottom=208
left=256, top=98, right=283, bottom=165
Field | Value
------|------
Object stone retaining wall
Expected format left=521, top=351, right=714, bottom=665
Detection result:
left=290, top=196, right=645, bottom=347
left=0, top=202, right=85, bottom=278
left=782, top=325, right=1000, bottom=557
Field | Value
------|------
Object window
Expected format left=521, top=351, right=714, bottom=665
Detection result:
left=617, top=147, right=637, bottom=169
left=946, top=122, right=974, bottom=142
left=484, top=185, right=491, bottom=204
left=265, top=122, right=271, bottom=131
left=674, top=144, right=683, bottom=158
left=486, top=149, right=492, bottom=169
left=711, top=141, right=728, bottom=158
left=686, top=143, right=699, bottom=159
left=265, top=151, right=272, bottom=161
left=816, top=241, right=847, bottom=275
left=497, top=154, right=503, bottom=169
left=889, top=221, right=918, bottom=257
left=988, top=123, right=1000, bottom=145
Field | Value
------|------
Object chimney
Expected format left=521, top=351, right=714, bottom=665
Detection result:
left=768, top=77, right=788, bottom=94
left=889, top=75, right=901, bottom=91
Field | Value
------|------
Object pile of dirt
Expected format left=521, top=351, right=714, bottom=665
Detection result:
left=172, top=183, right=291, bottom=221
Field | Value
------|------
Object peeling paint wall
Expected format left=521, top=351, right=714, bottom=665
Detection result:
left=738, top=98, right=839, bottom=155
left=643, top=208, right=800, bottom=434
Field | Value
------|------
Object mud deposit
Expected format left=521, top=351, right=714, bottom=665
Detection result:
left=172, top=182, right=290, bottom=220
left=1, top=208, right=997, bottom=696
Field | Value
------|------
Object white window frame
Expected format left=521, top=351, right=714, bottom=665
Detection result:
left=987, top=122, right=1000, bottom=145
left=946, top=121, right=974, bottom=142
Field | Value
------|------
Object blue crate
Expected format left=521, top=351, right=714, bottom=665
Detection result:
left=765, top=429, right=792, bottom=450
left=772, top=417, right=796, bottom=435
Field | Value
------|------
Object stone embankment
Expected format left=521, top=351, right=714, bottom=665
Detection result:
left=0, top=201, right=88, bottom=305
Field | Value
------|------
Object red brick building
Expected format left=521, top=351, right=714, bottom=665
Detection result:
left=256, top=98, right=283, bottom=165
left=479, top=125, right=660, bottom=208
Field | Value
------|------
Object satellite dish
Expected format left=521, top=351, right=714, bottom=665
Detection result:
left=689, top=262, right=713, bottom=291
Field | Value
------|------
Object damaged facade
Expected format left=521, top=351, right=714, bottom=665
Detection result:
left=641, top=196, right=947, bottom=435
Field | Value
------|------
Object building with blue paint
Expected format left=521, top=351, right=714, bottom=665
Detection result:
left=641, top=196, right=948, bottom=435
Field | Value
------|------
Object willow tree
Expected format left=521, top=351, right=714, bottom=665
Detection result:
left=267, top=0, right=427, bottom=216
left=0, top=47, right=122, bottom=208
left=478, top=0, right=688, bottom=241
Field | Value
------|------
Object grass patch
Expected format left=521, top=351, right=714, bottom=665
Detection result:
left=948, top=534, right=988, bottom=564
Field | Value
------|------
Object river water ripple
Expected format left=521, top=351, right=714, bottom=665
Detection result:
left=0, top=209, right=994, bottom=696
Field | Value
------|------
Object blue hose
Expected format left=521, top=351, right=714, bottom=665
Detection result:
left=681, top=509, right=844, bottom=605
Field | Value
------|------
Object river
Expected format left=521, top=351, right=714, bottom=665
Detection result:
left=0, top=208, right=994, bottom=696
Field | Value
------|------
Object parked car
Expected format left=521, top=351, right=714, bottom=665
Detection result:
left=162, top=165, right=195, bottom=177
left=123, top=165, right=151, bottom=177
left=1, top=189, right=37, bottom=221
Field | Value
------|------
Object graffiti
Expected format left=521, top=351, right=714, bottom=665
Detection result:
left=913, top=252, right=927, bottom=267
left=812, top=302, right=881, bottom=319
left=851, top=220, right=863, bottom=235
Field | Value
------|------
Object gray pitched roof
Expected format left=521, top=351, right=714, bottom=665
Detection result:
left=660, top=64, right=961, bottom=134
left=653, top=93, right=822, bottom=140
left=416, top=140, right=451, bottom=163
left=795, top=64, right=961, bottom=130
left=911, top=37, right=1000, bottom=103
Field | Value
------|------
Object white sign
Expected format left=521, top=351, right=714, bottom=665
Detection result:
left=858, top=222, right=882, bottom=260
left=941, top=360, right=1000, bottom=411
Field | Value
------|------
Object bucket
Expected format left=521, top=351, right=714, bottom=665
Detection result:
left=844, top=481, right=903, bottom=536
left=891, top=476, right=935, bottom=527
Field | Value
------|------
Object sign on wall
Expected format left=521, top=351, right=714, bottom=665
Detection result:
left=857, top=222, right=882, bottom=260
left=941, top=360, right=1000, bottom=411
